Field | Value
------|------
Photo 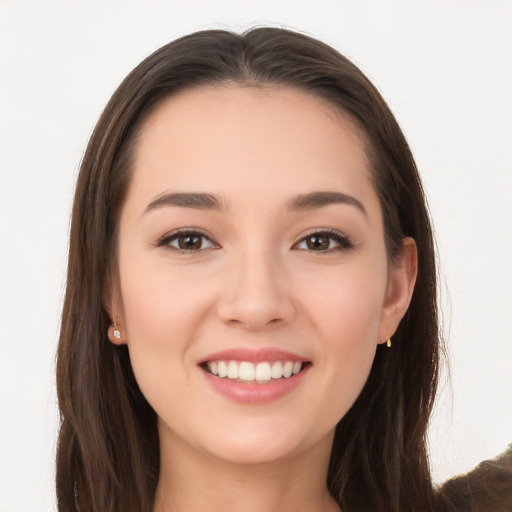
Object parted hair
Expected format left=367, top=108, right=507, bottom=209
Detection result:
left=56, top=27, right=441, bottom=511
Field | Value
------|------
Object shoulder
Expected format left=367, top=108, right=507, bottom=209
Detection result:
left=437, top=444, right=512, bottom=512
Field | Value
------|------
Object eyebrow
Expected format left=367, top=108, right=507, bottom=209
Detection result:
left=143, top=190, right=367, bottom=216
left=287, top=191, right=367, bottom=216
left=144, top=192, right=225, bottom=214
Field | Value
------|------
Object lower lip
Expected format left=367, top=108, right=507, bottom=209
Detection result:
left=202, top=366, right=310, bottom=404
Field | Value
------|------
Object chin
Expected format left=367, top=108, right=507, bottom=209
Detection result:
left=195, top=420, right=333, bottom=467
left=205, top=439, right=304, bottom=466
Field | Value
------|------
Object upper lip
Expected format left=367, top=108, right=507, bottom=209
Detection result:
left=198, top=347, right=309, bottom=364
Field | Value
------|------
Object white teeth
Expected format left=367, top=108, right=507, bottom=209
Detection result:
left=271, top=361, right=283, bottom=379
left=239, top=361, right=255, bottom=381
left=255, top=362, right=272, bottom=382
left=206, top=360, right=303, bottom=382
left=217, top=361, right=227, bottom=378
left=283, top=361, right=293, bottom=378
left=227, top=361, right=239, bottom=379
left=207, top=361, right=218, bottom=375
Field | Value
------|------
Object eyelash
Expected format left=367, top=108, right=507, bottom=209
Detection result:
left=155, top=229, right=219, bottom=253
left=155, top=228, right=354, bottom=253
left=293, top=229, right=354, bottom=253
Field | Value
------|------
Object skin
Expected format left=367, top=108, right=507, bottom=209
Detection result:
left=109, top=85, right=417, bottom=512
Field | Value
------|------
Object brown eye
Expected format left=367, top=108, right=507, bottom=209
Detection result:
left=158, top=230, right=217, bottom=252
left=305, top=234, right=330, bottom=251
left=177, top=234, right=203, bottom=250
left=295, top=230, right=353, bottom=252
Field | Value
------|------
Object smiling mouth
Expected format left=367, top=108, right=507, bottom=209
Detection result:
left=201, top=360, right=310, bottom=383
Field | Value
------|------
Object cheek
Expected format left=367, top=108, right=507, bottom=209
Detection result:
left=116, top=256, right=216, bottom=407
left=119, top=253, right=214, bottom=344
left=297, top=260, right=386, bottom=415
left=299, top=257, right=387, bottom=344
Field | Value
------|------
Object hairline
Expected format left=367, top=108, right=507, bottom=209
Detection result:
left=106, top=80, right=386, bottom=284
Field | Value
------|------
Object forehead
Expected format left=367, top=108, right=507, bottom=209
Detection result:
left=129, top=84, right=374, bottom=210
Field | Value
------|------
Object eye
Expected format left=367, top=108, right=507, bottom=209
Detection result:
left=157, top=230, right=218, bottom=252
left=294, top=230, right=353, bottom=252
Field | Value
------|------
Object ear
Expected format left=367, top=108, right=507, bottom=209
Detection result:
left=377, top=237, right=418, bottom=344
left=103, top=273, right=127, bottom=346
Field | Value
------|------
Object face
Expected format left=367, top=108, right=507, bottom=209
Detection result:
left=112, top=85, right=415, bottom=466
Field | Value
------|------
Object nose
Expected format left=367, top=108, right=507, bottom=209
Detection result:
left=216, top=248, right=296, bottom=330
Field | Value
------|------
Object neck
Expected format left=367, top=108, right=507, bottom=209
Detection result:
left=153, top=428, right=340, bottom=512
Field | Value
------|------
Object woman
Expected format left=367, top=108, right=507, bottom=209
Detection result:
left=56, top=27, right=440, bottom=511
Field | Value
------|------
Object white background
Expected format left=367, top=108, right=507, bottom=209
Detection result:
left=1, top=1, right=511, bottom=510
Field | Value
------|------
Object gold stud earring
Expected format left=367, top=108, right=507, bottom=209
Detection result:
left=386, top=338, right=392, bottom=348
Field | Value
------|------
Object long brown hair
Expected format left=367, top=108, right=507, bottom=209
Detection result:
left=56, top=27, right=441, bottom=511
